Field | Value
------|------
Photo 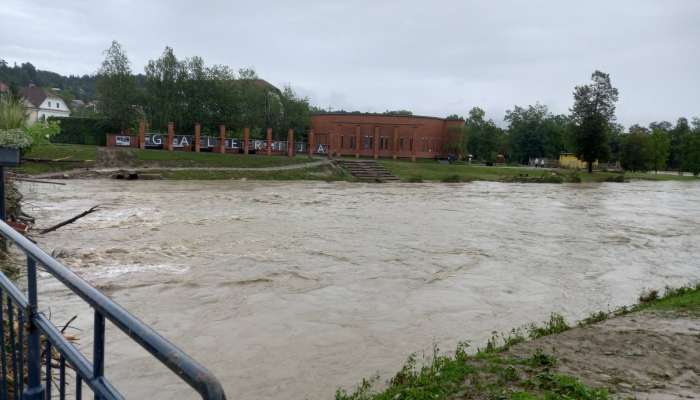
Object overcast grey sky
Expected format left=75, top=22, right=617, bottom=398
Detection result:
left=1, top=0, right=698, bottom=126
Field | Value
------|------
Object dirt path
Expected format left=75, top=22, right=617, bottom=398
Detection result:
left=32, top=159, right=333, bottom=179
left=507, top=311, right=700, bottom=399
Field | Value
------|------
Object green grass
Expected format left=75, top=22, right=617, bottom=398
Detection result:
left=335, top=346, right=607, bottom=400
left=155, top=165, right=349, bottom=181
left=23, top=143, right=98, bottom=161
left=14, top=143, right=318, bottom=175
left=133, top=149, right=312, bottom=168
left=378, top=160, right=700, bottom=183
left=337, top=283, right=700, bottom=400
left=635, top=284, right=700, bottom=314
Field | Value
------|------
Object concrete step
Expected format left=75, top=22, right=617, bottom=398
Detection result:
left=336, top=160, right=400, bottom=182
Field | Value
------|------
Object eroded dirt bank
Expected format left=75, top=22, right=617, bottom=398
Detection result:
left=508, top=311, right=700, bottom=399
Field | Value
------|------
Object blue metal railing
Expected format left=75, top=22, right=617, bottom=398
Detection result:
left=0, top=220, right=226, bottom=399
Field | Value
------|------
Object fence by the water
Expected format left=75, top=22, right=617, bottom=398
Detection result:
left=0, top=220, right=226, bottom=399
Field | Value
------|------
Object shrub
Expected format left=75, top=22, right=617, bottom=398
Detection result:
left=440, top=174, right=463, bottom=183
left=48, top=117, right=119, bottom=146
left=0, top=96, right=26, bottom=130
left=604, top=174, right=626, bottom=183
left=0, top=128, right=32, bottom=149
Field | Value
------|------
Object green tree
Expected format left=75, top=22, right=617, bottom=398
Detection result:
left=570, top=71, right=619, bottom=173
left=668, top=118, right=691, bottom=172
left=144, top=46, right=187, bottom=130
left=620, top=126, right=651, bottom=172
left=648, top=128, right=671, bottom=173
left=682, top=123, right=700, bottom=175
left=464, top=107, right=504, bottom=163
left=505, top=103, right=569, bottom=164
left=95, top=41, right=139, bottom=131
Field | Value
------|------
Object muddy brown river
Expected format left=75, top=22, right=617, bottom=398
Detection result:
left=18, top=179, right=700, bottom=399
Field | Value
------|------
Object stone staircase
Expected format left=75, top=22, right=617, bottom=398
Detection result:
left=337, top=159, right=401, bottom=182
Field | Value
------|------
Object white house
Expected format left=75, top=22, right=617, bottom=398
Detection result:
left=20, top=85, right=70, bottom=124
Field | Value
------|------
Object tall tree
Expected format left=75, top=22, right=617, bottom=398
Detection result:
left=668, top=118, right=691, bottom=171
left=505, top=103, right=569, bottom=163
left=95, top=41, right=139, bottom=131
left=144, top=47, right=187, bottom=130
left=648, top=128, right=671, bottom=173
left=570, top=70, right=619, bottom=173
left=620, top=127, right=651, bottom=172
left=464, top=107, right=504, bottom=163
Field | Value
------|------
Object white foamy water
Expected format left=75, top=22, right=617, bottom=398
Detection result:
left=18, top=179, right=700, bottom=400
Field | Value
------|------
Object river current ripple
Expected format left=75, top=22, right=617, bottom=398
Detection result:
left=20, top=179, right=700, bottom=400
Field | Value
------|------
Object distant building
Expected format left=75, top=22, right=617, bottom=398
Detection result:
left=310, top=113, right=464, bottom=159
left=19, top=84, right=71, bottom=124
left=0, top=81, right=9, bottom=94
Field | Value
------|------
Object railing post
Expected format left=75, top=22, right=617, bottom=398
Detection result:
left=93, top=310, right=105, bottom=399
left=22, top=257, right=44, bottom=399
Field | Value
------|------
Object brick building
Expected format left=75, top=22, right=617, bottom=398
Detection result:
left=310, top=113, right=464, bottom=160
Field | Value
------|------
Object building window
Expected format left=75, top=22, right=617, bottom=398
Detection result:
left=350, top=136, right=356, bottom=150
left=340, top=135, right=344, bottom=149
left=380, top=137, right=389, bottom=150
left=57, top=103, right=60, bottom=109
left=399, top=137, right=405, bottom=150
left=48, top=101, right=52, bottom=107
left=364, top=136, right=373, bottom=150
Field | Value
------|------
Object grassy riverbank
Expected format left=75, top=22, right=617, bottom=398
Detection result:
left=336, top=283, right=700, bottom=400
left=379, top=160, right=700, bottom=183
left=15, top=143, right=316, bottom=175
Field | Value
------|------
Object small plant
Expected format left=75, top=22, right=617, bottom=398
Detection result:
left=440, top=174, right=463, bottom=183
left=0, top=128, right=32, bottom=149
left=528, top=313, right=570, bottom=339
left=528, top=348, right=557, bottom=368
left=568, top=172, right=582, bottom=183
left=604, top=174, right=626, bottom=183
left=578, top=310, right=608, bottom=326
left=638, top=289, right=659, bottom=303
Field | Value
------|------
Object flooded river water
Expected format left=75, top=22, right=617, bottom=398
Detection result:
left=19, top=179, right=700, bottom=399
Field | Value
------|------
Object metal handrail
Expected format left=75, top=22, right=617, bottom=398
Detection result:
left=0, top=220, right=227, bottom=399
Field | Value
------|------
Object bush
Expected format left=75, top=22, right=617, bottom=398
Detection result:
left=48, top=117, right=119, bottom=146
left=0, top=128, right=32, bottom=149
left=604, top=174, right=626, bottom=183
left=0, top=96, right=26, bottom=130
left=440, top=174, right=463, bottom=183
left=568, top=172, right=582, bottom=183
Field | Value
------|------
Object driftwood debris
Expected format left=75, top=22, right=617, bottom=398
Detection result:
left=39, top=205, right=100, bottom=235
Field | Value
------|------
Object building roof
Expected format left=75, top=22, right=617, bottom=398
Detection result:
left=19, top=85, right=48, bottom=108
left=310, top=112, right=452, bottom=122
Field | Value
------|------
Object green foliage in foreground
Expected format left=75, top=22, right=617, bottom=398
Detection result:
left=335, top=346, right=607, bottom=400
left=635, top=283, right=700, bottom=314
left=336, top=283, right=700, bottom=400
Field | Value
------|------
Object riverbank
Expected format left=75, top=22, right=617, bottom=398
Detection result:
left=379, top=160, right=700, bottom=183
left=13, top=144, right=700, bottom=183
left=336, top=284, right=700, bottom=400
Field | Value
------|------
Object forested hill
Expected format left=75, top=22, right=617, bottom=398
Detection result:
left=0, top=59, right=144, bottom=103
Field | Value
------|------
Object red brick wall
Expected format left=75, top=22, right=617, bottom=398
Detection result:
left=310, top=114, right=463, bottom=159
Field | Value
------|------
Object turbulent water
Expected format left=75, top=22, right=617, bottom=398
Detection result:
left=19, top=179, right=700, bottom=400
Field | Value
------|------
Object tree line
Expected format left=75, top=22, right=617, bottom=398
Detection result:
left=96, top=41, right=311, bottom=139
left=447, top=71, right=700, bottom=174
